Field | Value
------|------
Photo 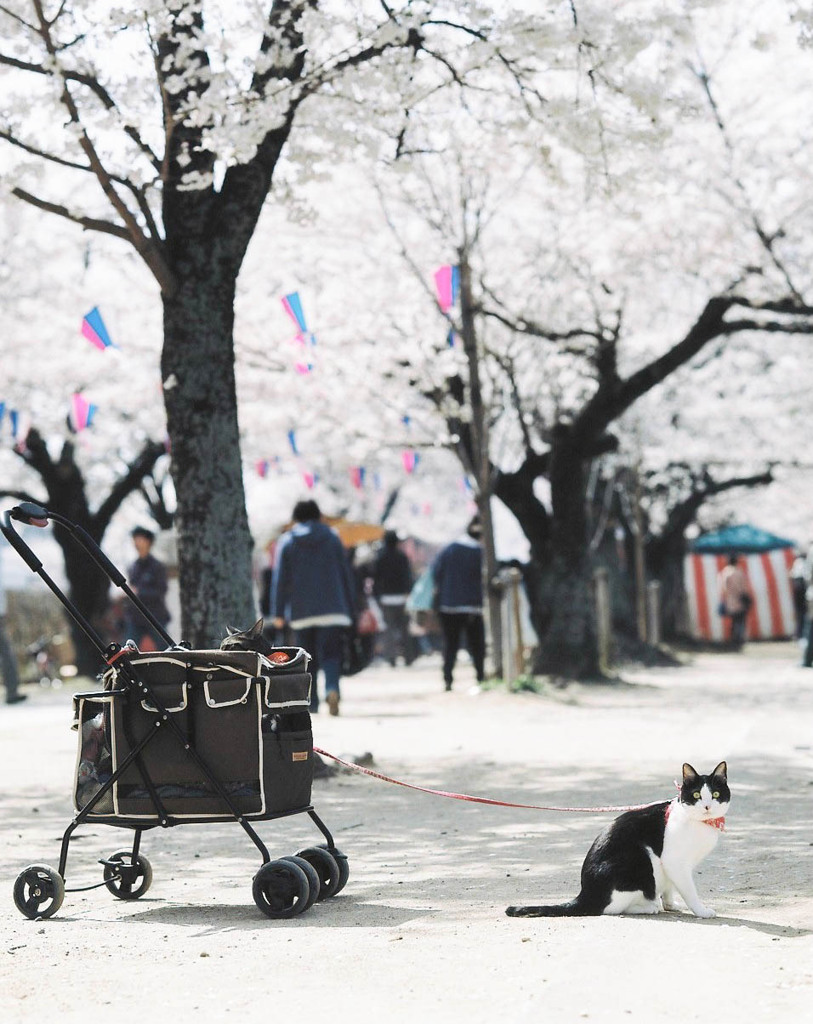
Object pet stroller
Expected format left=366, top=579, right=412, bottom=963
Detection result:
left=2, top=502, right=349, bottom=921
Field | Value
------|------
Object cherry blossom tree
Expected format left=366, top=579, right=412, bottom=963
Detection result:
left=3, top=0, right=813, bottom=683
left=322, top=0, right=813, bottom=676
left=0, top=0, right=538, bottom=645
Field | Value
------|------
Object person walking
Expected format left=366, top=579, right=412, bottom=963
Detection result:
left=0, top=554, right=25, bottom=704
left=432, top=515, right=486, bottom=691
left=373, top=530, right=415, bottom=667
left=125, top=526, right=171, bottom=651
left=718, top=554, right=752, bottom=650
left=790, top=551, right=809, bottom=640
left=270, top=500, right=356, bottom=715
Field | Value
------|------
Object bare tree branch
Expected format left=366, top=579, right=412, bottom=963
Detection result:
left=1, top=127, right=161, bottom=239
left=692, top=62, right=804, bottom=302
left=10, top=187, right=131, bottom=239
left=24, top=0, right=175, bottom=291
left=94, top=439, right=168, bottom=535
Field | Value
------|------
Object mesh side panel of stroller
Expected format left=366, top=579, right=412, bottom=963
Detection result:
left=73, top=648, right=313, bottom=821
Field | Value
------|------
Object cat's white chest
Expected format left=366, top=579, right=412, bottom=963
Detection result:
left=658, top=805, right=720, bottom=879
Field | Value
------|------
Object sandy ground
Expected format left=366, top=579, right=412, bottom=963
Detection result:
left=1, top=641, right=812, bottom=1023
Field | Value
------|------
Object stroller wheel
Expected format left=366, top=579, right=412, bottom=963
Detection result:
left=296, top=846, right=341, bottom=900
left=280, top=856, right=320, bottom=912
left=13, top=864, right=65, bottom=920
left=102, top=851, right=153, bottom=900
left=317, top=844, right=349, bottom=895
left=252, top=859, right=311, bottom=919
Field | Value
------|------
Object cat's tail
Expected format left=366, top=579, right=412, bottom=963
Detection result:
left=505, top=894, right=596, bottom=918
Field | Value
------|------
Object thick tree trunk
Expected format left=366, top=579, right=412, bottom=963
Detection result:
left=161, top=272, right=255, bottom=647
left=534, top=432, right=600, bottom=678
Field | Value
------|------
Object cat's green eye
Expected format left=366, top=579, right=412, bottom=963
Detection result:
left=712, top=791, right=719, bottom=799
left=692, top=792, right=700, bottom=800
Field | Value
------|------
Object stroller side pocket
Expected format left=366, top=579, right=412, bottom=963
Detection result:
left=262, top=715, right=314, bottom=813
left=261, top=670, right=313, bottom=814
left=73, top=693, right=116, bottom=815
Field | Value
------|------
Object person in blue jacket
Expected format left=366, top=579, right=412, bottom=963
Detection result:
left=432, top=515, right=485, bottom=691
left=271, top=500, right=356, bottom=715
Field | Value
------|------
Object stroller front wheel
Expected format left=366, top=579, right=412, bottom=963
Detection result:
left=102, top=851, right=153, bottom=900
left=252, top=859, right=311, bottom=919
left=13, top=864, right=65, bottom=920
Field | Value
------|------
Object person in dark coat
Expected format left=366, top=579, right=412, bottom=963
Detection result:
left=372, top=530, right=415, bottom=667
left=271, top=500, right=356, bottom=715
left=432, top=515, right=485, bottom=691
left=125, top=526, right=170, bottom=651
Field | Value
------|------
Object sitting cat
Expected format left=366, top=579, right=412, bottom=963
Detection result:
left=506, top=762, right=729, bottom=919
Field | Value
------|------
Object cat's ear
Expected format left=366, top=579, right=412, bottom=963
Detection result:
left=711, top=761, right=727, bottom=780
left=225, top=625, right=238, bottom=636
left=250, top=618, right=264, bottom=636
left=682, top=763, right=700, bottom=782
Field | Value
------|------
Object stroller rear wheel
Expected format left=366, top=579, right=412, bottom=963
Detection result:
left=317, top=844, right=349, bottom=895
left=252, top=858, right=311, bottom=919
left=13, top=864, right=65, bottom=920
left=296, top=846, right=341, bottom=900
left=102, top=851, right=153, bottom=900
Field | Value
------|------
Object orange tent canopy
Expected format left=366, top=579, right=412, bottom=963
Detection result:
left=268, top=517, right=385, bottom=550
left=324, top=517, right=386, bottom=547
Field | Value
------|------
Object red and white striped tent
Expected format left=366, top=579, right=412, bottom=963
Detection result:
left=684, top=525, right=797, bottom=642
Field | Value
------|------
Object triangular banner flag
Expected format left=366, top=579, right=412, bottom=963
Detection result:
left=282, top=292, right=308, bottom=335
left=433, top=265, right=460, bottom=313
left=81, top=306, right=115, bottom=350
left=69, top=393, right=97, bottom=432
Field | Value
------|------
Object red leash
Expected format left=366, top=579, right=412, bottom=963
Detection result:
left=313, top=747, right=658, bottom=814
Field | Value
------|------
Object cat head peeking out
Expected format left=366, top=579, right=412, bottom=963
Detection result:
left=220, top=618, right=273, bottom=655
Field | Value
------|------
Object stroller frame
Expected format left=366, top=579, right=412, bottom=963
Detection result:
left=3, top=502, right=348, bottom=920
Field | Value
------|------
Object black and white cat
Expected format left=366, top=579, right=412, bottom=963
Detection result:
left=506, top=762, right=730, bottom=919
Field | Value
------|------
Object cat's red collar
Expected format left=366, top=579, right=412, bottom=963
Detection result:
left=664, top=803, right=726, bottom=830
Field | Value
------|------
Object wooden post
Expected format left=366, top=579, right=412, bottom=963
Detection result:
left=647, top=581, right=661, bottom=646
left=594, top=567, right=612, bottom=673
left=510, top=568, right=525, bottom=679
left=633, top=468, right=647, bottom=643
left=498, top=568, right=525, bottom=685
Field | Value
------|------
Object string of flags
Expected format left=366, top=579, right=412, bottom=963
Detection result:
left=281, top=291, right=316, bottom=374
left=2, top=306, right=114, bottom=444
left=256, top=425, right=423, bottom=492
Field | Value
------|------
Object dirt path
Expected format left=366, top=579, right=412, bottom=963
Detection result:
left=2, top=643, right=811, bottom=1023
